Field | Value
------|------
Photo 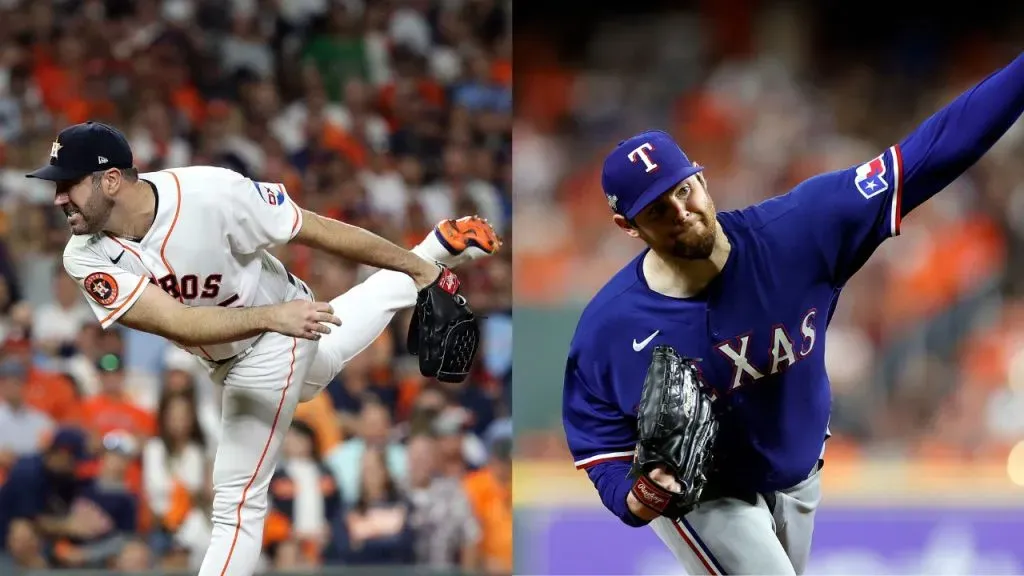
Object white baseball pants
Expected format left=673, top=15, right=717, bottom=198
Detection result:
left=196, top=269, right=417, bottom=576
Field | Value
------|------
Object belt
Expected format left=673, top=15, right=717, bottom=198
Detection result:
left=287, top=272, right=311, bottom=297
left=699, top=458, right=824, bottom=512
left=207, top=270, right=309, bottom=368
left=206, top=333, right=265, bottom=367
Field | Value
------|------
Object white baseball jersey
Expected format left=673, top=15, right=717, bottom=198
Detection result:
left=63, top=166, right=308, bottom=362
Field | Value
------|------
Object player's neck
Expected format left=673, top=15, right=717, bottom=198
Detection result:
left=644, top=228, right=731, bottom=298
left=104, top=181, right=157, bottom=241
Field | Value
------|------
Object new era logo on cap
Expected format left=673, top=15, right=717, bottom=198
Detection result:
left=26, top=121, right=133, bottom=182
left=601, top=130, right=704, bottom=220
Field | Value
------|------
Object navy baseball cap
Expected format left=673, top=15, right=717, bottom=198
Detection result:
left=26, top=121, right=133, bottom=182
left=601, top=130, right=703, bottom=220
left=48, top=427, right=88, bottom=461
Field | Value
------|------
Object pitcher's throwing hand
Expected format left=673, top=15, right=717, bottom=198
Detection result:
left=268, top=300, right=341, bottom=340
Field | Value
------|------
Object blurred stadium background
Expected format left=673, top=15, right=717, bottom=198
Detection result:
left=513, top=1, right=1024, bottom=574
left=0, top=0, right=511, bottom=574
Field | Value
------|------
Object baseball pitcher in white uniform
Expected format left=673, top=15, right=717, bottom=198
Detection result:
left=27, top=121, right=500, bottom=575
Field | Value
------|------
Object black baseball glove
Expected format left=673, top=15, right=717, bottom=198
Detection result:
left=628, top=345, right=719, bottom=519
left=407, top=266, right=480, bottom=383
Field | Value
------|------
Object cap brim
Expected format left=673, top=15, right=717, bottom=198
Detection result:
left=25, top=164, right=89, bottom=182
left=624, top=164, right=704, bottom=220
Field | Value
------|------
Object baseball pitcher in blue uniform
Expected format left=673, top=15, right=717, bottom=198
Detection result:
left=562, top=52, right=1024, bottom=574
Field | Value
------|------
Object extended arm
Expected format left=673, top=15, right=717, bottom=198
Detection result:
left=118, top=284, right=339, bottom=346
left=221, top=173, right=438, bottom=289
left=780, top=52, right=1024, bottom=286
left=293, top=210, right=439, bottom=289
left=897, top=51, right=1024, bottom=214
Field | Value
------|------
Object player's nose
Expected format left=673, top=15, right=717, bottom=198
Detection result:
left=669, top=196, right=692, bottom=221
left=53, top=192, right=69, bottom=207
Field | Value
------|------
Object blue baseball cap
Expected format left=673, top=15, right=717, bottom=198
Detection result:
left=26, top=121, right=134, bottom=182
left=601, top=130, right=703, bottom=220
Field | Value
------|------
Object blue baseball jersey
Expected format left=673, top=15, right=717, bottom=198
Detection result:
left=564, top=145, right=903, bottom=488
left=563, top=50, right=1024, bottom=528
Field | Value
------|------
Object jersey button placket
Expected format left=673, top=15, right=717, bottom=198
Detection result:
left=706, top=305, right=718, bottom=340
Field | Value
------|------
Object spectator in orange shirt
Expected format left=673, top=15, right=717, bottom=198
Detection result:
left=79, top=353, right=155, bottom=494
left=1, top=342, right=81, bottom=426
left=80, top=353, right=156, bottom=442
left=463, top=435, right=512, bottom=575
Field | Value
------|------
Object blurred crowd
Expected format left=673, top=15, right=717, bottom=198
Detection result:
left=514, top=4, right=1024, bottom=467
left=0, top=0, right=511, bottom=573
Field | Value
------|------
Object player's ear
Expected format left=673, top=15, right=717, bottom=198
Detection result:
left=612, top=214, right=640, bottom=238
left=97, top=168, right=121, bottom=196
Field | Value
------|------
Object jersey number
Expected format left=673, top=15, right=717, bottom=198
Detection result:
left=155, top=273, right=222, bottom=300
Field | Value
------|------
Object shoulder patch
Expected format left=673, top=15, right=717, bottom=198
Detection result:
left=254, top=182, right=286, bottom=206
left=853, top=153, right=889, bottom=199
left=84, top=272, right=118, bottom=306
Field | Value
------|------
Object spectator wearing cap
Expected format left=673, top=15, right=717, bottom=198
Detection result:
left=51, top=430, right=142, bottom=569
left=462, top=434, right=512, bottom=575
left=0, top=355, right=55, bottom=476
left=433, top=405, right=488, bottom=478
left=0, top=427, right=97, bottom=551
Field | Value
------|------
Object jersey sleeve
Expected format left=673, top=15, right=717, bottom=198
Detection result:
left=786, top=145, right=904, bottom=286
left=220, top=170, right=304, bottom=254
left=562, top=328, right=650, bottom=527
left=563, top=350, right=636, bottom=470
left=63, top=243, right=150, bottom=329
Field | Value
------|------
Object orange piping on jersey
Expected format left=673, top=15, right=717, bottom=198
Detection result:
left=100, top=276, right=148, bottom=326
left=160, top=170, right=214, bottom=361
left=219, top=338, right=297, bottom=576
left=158, top=170, right=184, bottom=282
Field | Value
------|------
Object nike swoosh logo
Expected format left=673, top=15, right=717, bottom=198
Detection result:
left=110, top=251, right=125, bottom=265
left=632, top=330, right=660, bottom=352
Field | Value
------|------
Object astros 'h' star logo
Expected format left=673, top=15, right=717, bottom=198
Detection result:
left=84, top=272, right=118, bottom=306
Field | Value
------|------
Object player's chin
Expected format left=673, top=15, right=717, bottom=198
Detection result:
left=671, top=231, right=715, bottom=259
left=67, top=214, right=94, bottom=236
